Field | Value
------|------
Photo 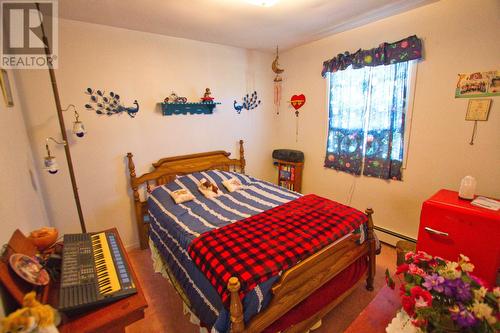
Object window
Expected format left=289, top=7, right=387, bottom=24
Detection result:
left=324, top=61, right=415, bottom=180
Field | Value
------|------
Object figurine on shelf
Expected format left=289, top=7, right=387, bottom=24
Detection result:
left=164, top=92, right=187, bottom=104
left=201, top=88, right=214, bottom=103
left=1, top=292, right=60, bottom=333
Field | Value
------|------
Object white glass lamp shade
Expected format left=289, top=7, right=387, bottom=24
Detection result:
left=73, top=121, right=86, bottom=138
left=44, top=156, right=59, bottom=174
left=458, top=175, right=476, bottom=200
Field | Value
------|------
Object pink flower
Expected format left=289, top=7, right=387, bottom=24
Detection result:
left=414, top=251, right=432, bottom=263
left=405, top=251, right=415, bottom=261
left=408, top=263, right=427, bottom=277
left=407, top=251, right=432, bottom=264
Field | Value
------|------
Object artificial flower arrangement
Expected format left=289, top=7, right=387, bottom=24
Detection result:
left=385, top=251, right=499, bottom=333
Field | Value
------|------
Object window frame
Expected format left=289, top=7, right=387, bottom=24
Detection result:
left=324, top=60, right=418, bottom=173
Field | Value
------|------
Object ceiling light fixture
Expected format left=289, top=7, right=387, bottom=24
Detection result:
left=245, top=0, right=279, bottom=7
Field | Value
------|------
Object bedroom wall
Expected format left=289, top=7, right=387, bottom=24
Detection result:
left=276, top=0, right=500, bottom=243
left=0, top=69, right=49, bottom=245
left=14, top=19, right=277, bottom=248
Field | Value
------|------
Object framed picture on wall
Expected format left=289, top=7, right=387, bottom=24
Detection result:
left=455, top=70, right=500, bottom=98
left=0, top=69, right=14, bottom=107
left=465, top=99, right=491, bottom=121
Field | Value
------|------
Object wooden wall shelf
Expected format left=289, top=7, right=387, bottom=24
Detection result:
left=161, top=102, right=221, bottom=115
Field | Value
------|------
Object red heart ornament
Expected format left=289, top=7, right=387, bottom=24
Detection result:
left=290, top=94, right=306, bottom=110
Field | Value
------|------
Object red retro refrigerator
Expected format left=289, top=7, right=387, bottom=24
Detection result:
left=416, top=189, right=500, bottom=287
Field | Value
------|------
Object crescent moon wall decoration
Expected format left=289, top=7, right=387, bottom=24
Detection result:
left=272, top=46, right=284, bottom=115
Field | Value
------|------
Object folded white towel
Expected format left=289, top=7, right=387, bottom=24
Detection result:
left=222, top=177, right=243, bottom=192
left=169, top=188, right=195, bottom=204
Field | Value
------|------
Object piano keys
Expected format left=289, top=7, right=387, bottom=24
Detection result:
left=59, top=231, right=137, bottom=313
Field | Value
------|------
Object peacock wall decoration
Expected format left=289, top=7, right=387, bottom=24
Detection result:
left=84, top=88, right=139, bottom=118
left=233, top=91, right=261, bottom=114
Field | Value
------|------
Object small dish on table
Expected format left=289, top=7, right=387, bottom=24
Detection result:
left=9, top=253, right=50, bottom=286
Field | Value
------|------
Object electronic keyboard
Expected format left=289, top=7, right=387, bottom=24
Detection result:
left=59, top=232, right=137, bottom=313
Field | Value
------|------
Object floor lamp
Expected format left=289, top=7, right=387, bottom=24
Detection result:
left=36, top=2, right=87, bottom=233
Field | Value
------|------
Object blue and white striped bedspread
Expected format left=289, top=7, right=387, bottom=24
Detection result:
left=148, top=170, right=302, bottom=332
left=147, top=170, right=367, bottom=332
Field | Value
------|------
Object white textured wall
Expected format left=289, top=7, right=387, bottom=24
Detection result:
left=275, top=0, right=500, bottom=243
left=15, top=19, right=277, bottom=248
left=0, top=69, right=49, bottom=245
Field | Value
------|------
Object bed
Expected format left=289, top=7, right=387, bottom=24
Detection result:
left=126, top=140, right=377, bottom=333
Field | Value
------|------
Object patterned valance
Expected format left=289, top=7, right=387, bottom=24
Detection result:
left=321, top=35, right=422, bottom=77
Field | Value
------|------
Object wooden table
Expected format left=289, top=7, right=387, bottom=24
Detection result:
left=344, top=285, right=400, bottom=333
left=1, top=228, right=148, bottom=333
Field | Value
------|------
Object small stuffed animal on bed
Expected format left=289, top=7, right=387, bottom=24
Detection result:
left=198, top=178, right=220, bottom=198
left=1, top=292, right=60, bottom=333
left=201, top=178, right=218, bottom=194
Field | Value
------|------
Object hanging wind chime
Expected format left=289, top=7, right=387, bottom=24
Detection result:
left=290, top=94, right=306, bottom=142
left=272, top=46, right=284, bottom=114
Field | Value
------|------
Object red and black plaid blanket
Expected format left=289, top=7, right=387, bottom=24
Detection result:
left=187, top=194, right=368, bottom=305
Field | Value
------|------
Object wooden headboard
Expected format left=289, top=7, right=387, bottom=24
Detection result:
left=126, top=140, right=246, bottom=249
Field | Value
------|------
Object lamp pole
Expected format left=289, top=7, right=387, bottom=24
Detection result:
left=36, top=3, right=87, bottom=233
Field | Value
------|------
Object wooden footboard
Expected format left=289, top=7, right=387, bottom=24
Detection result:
left=228, top=208, right=376, bottom=333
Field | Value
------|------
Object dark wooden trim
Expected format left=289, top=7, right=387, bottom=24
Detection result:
left=153, top=151, right=231, bottom=168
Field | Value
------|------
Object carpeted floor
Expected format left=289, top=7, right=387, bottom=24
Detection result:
left=125, top=244, right=396, bottom=333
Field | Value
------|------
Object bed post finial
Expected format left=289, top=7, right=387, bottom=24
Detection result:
left=127, top=152, right=148, bottom=249
left=127, top=152, right=136, bottom=179
left=365, top=207, right=376, bottom=291
left=228, top=277, right=244, bottom=333
left=239, top=140, right=245, bottom=174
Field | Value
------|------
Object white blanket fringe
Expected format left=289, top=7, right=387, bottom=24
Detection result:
left=149, top=240, right=209, bottom=333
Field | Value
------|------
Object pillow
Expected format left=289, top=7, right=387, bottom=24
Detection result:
left=198, top=178, right=220, bottom=198
left=169, top=188, right=195, bottom=204
left=222, top=177, right=243, bottom=192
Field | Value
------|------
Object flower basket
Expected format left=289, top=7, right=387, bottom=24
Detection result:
left=385, top=251, right=500, bottom=333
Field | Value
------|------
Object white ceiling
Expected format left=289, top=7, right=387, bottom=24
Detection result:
left=59, top=0, right=437, bottom=52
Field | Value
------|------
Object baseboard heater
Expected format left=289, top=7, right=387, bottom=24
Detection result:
left=374, top=226, right=417, bottom=243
